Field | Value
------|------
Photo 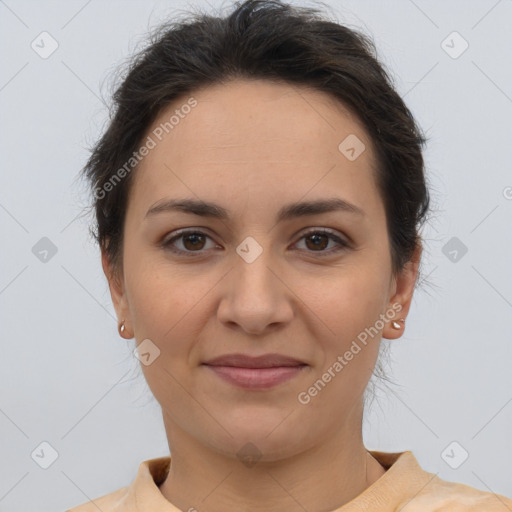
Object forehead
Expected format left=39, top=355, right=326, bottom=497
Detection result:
left=128, top=79, right=381, bottom=220
left=146, top=78, right=372, bottom=158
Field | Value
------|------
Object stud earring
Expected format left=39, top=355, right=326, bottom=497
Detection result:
left=392, top=318, right=405, bottom=329
left=118, top=321, right=126, bottom=336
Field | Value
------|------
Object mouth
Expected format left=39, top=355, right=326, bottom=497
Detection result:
left=202, top=353, right=308, bottom=389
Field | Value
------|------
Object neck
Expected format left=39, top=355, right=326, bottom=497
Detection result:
left=158, top=412, right=386, bottom=512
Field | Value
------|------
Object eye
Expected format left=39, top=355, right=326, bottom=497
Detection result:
left=294, top=228, right=350, bottom=256
left=162, top=229, right=218, bottom=256
left=162, top=227, right=349, bottom=257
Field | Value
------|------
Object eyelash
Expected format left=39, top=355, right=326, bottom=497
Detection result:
left=161, top=228, right=350, bottom=258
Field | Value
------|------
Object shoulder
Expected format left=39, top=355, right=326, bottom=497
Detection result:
left=66, top=486, right=129, bottom=512
left=65, top=455, right=171, bottom=512
left=370, top=450, right=512, bottom=511
left=406, top=473, right=512, bottom=511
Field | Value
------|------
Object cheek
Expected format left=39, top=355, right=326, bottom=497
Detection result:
left=298, top=262, right=390, bottom=341
left=127, top=266, right=208, bottom=411
left=296, top=275, right=387, bottom=411
left=294, top=262, right=390, bottom=401
left=125, top=259, right=224, bottom=378
left=124, top=247, right=201, bottom=332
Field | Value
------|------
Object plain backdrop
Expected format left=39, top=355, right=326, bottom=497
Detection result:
left=1, top=1, right=511, bottom=510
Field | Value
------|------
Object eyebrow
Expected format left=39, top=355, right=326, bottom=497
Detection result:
left=145, top=197, right=365, bottom=223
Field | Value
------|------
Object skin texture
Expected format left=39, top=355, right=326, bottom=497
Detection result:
left=103, top=79, right=421, bottom=512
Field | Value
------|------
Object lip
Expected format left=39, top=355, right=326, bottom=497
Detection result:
left=204, top=365, right=306, bottom=389
left=202, top=353, right=307, bottom=390
left=203, top=353, right=306, bottom=368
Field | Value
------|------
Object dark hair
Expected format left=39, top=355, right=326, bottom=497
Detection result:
left=81, top=0, right=429, bottom=282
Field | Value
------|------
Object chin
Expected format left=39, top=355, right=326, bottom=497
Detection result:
left=202, top=414, right=309, bottom=462
left=208, top=434, right=306, bottom=465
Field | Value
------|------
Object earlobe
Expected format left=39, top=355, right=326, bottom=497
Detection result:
left=383, top=244, right=422, bottom=340
left=383, top=306, right=406, bottom=340
left=118, top=320, right=131, bottom=339
left=101, top=248, right=132, bottom=338
left=391, top=319, right=405, bottom=330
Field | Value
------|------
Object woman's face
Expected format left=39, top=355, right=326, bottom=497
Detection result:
left=104, top=79, right=419, bottom=461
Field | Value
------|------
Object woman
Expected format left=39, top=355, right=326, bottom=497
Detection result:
left=68, top=0, right=512, bottom=510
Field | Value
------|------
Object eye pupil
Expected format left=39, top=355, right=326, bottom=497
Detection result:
left=184, top=233, right=205, bottom=250
left=306, top=233, right=328, bottom=250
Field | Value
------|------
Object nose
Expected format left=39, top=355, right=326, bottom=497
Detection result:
left=216, top=242, right=294, bottom=335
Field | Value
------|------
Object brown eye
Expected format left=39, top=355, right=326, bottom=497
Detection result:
left=304, top=233, right=330, bottom=251
left=181, top=233, right=206, bottom=251
left=162, top=228, right=349, bottom=258
left=163, top=230, right=217, bottom=256
left=295, top=228, right=349, bottom=256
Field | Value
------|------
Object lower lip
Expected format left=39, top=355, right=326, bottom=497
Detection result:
left=203, top=364, right=306, bottom=389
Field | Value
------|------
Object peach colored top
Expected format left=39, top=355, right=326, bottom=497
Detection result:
left=67, top=451, right=512, bottom=511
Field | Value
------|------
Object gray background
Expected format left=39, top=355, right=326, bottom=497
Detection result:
left=1, top=0, right=511, bottom=510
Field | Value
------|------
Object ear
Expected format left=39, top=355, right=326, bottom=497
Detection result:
left=101, top=247, right=133, bottom=338
left=382, top=243, right=422, bottom=340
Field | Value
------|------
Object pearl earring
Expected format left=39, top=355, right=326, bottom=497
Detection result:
left=392, top=318, right=405, bottom=330
left=119, top=321, right=126, bottom=336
